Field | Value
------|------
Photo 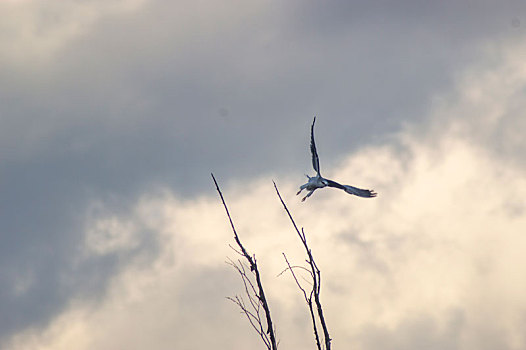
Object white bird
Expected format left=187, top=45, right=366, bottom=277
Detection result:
left=297, top=117, right=377, bottom=201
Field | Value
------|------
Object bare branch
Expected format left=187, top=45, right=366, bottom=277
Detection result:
left=212, top=173, right=278, bottom=350
left=283, top=253, right=322, bottom=350
left=228, top=244, right=245, bottom=257
left=276, top=265, right=313, bottom=279
left=273, top=181, right=332, bottom=350
left=227, top=295, right=271, bottom=348
left=282, top=254, right=309, bottom=300
left=227, top=253, right=273, bottom=348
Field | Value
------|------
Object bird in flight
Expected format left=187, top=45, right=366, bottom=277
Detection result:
left=297, top=117, right=377, bottom=201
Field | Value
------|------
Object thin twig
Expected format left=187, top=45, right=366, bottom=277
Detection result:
left=227, top=295, right=271, bottom=347
left=276, top=265, right=313, bottom=279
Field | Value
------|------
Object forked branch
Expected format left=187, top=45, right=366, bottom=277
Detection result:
left=273, top=181, right=332, bottom=350
left=212, top=173, right=278, bottom=350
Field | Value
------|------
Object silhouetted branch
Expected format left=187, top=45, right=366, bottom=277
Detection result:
left=212, top=173, right=278, bottom=350
left=283, top=253, right=322, bottom=350
left=273, top=181, right=332, bottom=350
left=226, top=258, right=272, bottom=348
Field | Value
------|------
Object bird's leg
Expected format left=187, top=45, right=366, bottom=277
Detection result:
left=297, top=182, right=308, bottom=195
left=301, top=190, right=315, bottom=202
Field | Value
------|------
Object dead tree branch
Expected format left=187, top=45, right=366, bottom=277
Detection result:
left=273, top=181, right=332, bottom=350
left=283, top=253, right=322, bottom=350
left=212, top=173, right=278, bottom=350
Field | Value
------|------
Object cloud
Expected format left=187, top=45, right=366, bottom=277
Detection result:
left=2, top=1, right=526, bottom=349
left=2, top=1, right=521, bottom=172
left=0, top=0, right=146, bottom=66
left=5, top=41, right=526, bottom=349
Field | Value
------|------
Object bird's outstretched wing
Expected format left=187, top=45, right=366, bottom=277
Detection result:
left=326, top=179, right=377, bottom=198
left=310, top=117, right=321, bottom=176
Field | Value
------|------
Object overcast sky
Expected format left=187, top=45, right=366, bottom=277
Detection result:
left=1, top=1, right=526, bottom=349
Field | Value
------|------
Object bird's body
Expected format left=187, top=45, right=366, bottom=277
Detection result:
left=297, top=174, right=328, bottom=200
left=297, top=117, right=377, bottom=201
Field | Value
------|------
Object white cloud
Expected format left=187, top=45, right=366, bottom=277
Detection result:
left=5, top=34, right=526, bottom=350
left=84, top=216, right=140, bottom=255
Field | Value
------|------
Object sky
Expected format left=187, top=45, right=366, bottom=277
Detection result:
left=1, top=1, right=526, bottom=349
